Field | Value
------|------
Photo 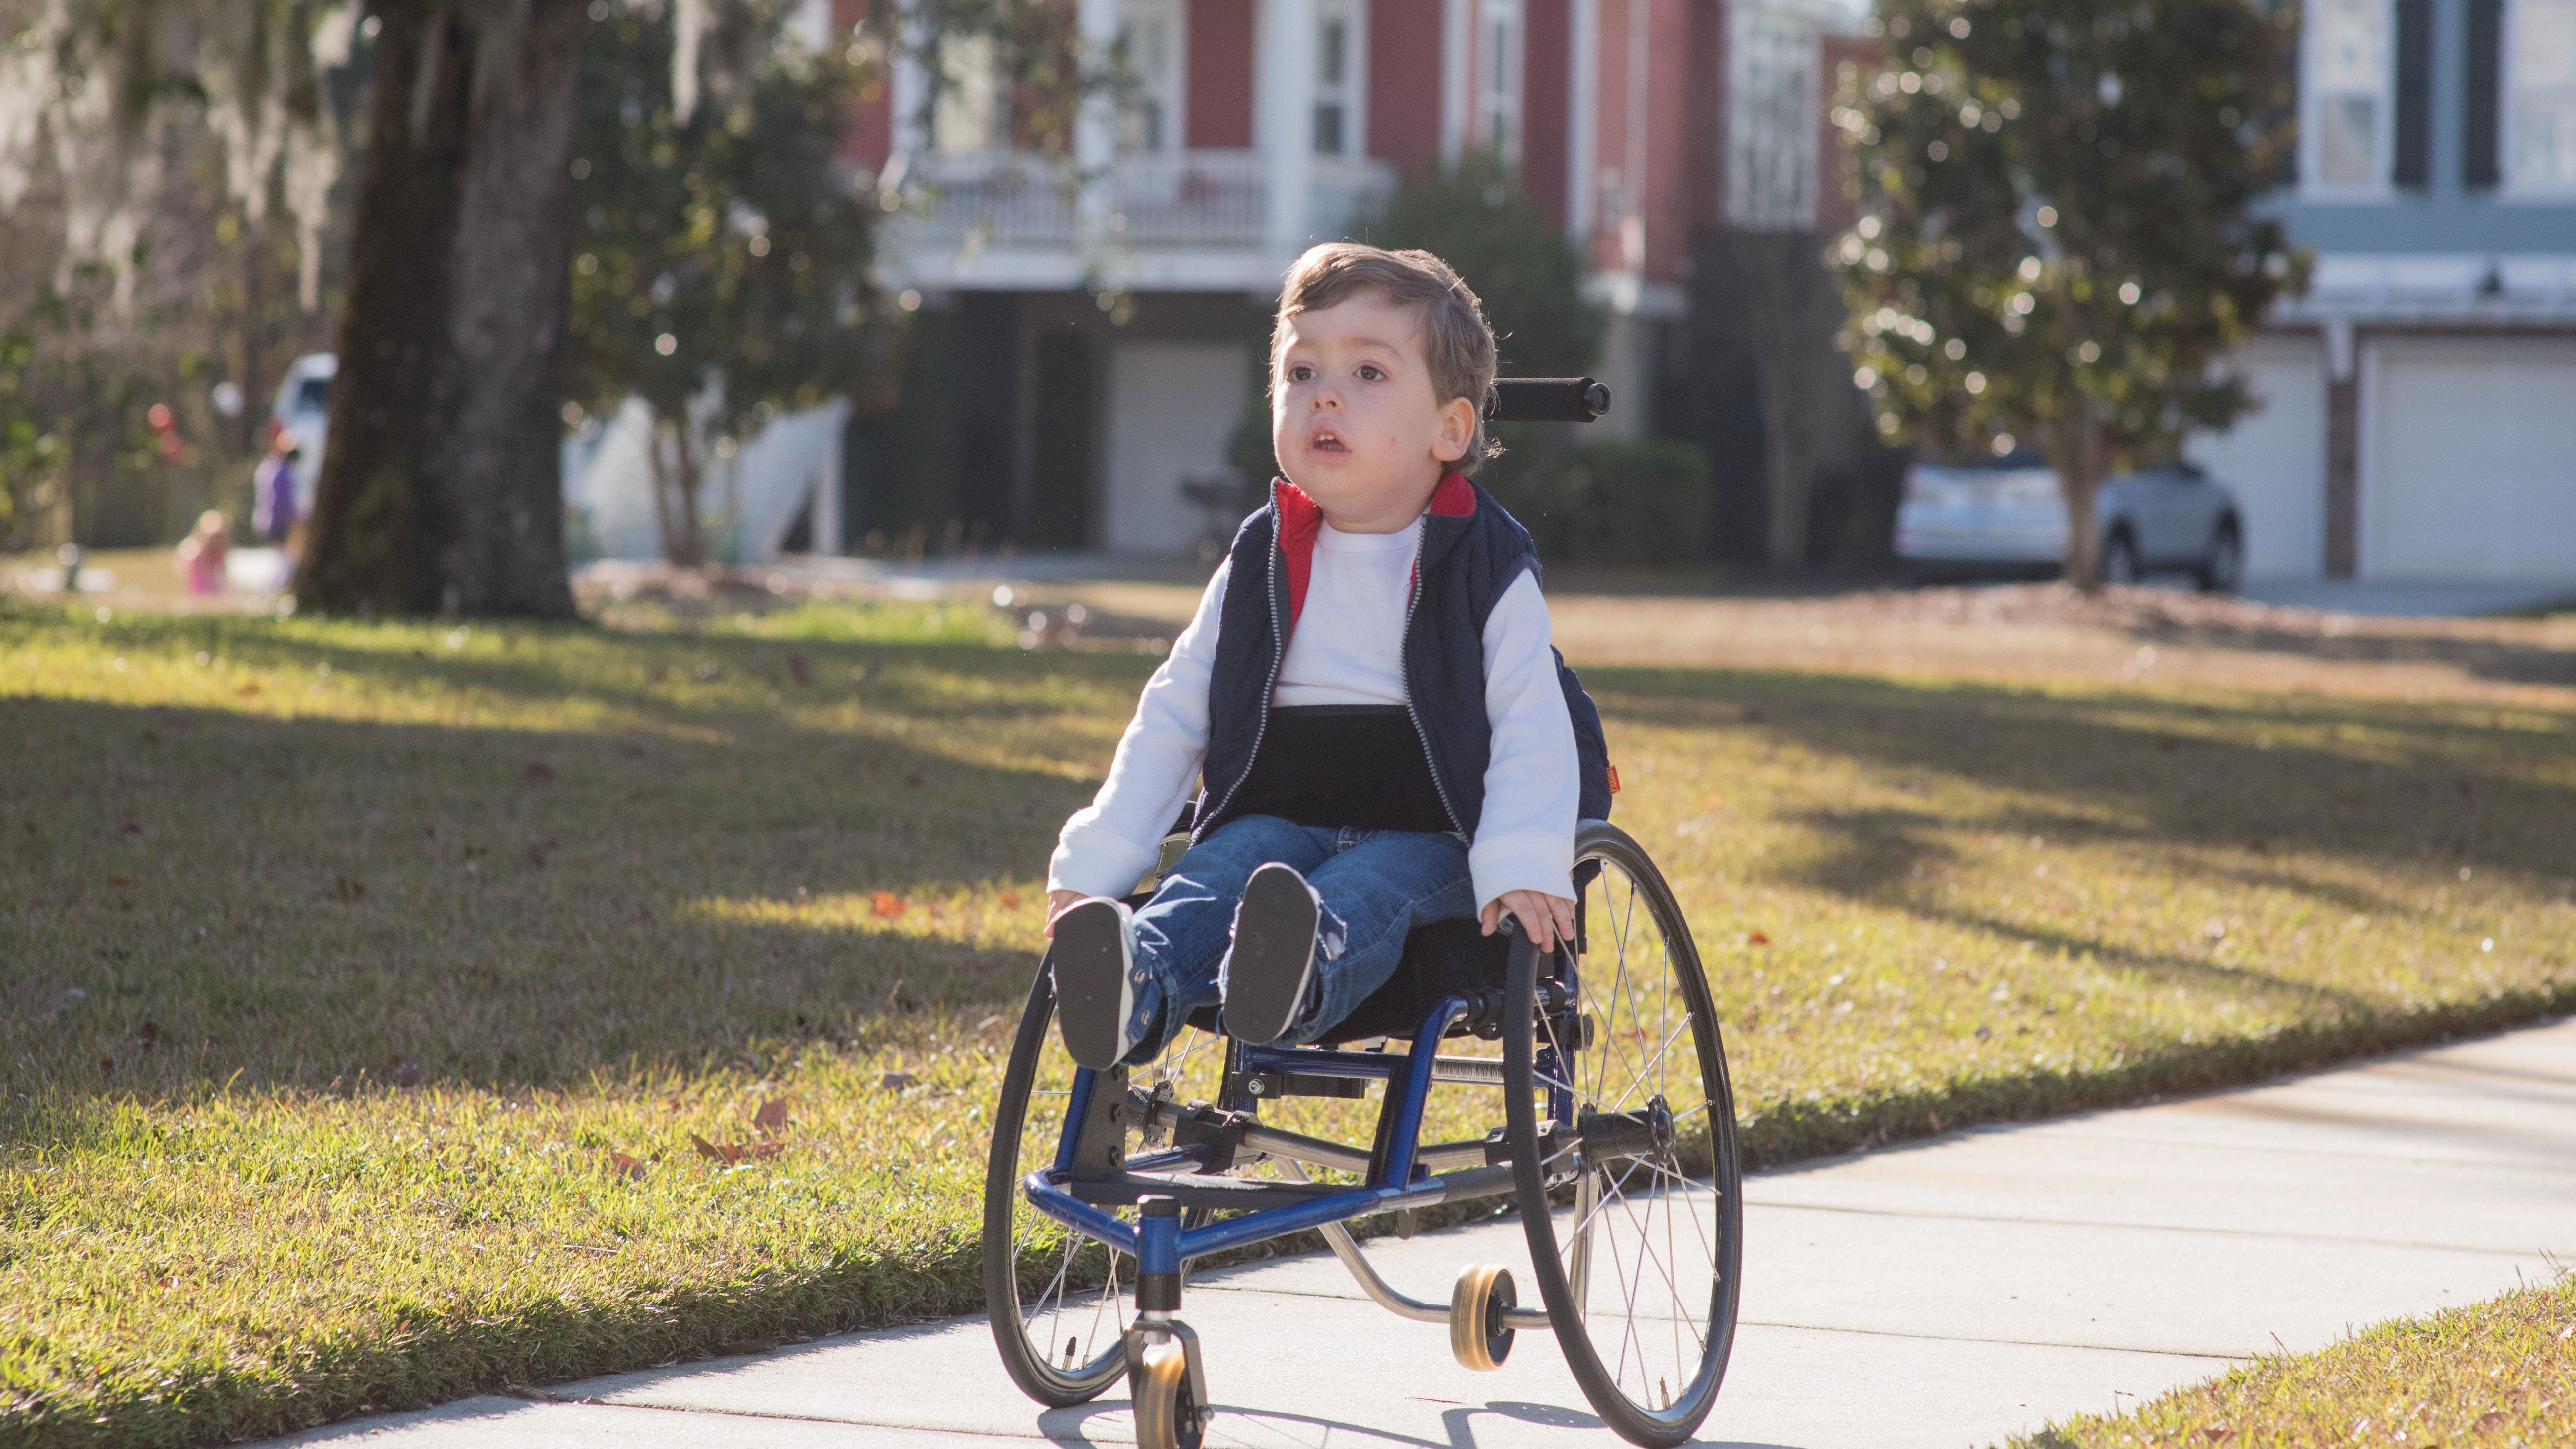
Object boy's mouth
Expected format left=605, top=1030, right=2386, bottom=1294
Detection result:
left=1306, top=426, right=1349, bottom=455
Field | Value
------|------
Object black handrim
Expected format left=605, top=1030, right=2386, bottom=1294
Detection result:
left=1504, top=822, right=1743, bottom=1447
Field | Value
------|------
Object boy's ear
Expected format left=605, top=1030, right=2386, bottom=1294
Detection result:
left=1431, top=393, right=1477, bottom=465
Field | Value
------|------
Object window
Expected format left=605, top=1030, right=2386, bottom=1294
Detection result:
left=1726, top=6, right=1819, bottom=229
left=933, top=33, right=1001, bottom=155
left=1314, top=0, right=1365, bottom=156
left=2305, top=0, right=2392, bottom=192
left=1477, top=0, right=1522, bottom=156
left=1120, top=0, right=1184, bottom=153
left=2508, top=0, right=2576, bottom=191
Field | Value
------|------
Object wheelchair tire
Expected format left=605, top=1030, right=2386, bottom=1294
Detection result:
left=982, top=957, right=1228, bottom=1408
left=1503, top=820, right=1744, bottom=1448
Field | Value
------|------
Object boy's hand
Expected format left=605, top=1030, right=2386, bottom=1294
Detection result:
left=1044, top=890, right=1086, bottom=935
left=1481, top=890, right=1578, bottom=952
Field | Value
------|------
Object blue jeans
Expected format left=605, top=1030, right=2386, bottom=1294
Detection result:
left=1118, top=815, right=1478, bottom=1062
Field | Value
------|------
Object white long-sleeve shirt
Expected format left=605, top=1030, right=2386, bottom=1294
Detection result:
left=1048, top=517, right=1580, bottom=909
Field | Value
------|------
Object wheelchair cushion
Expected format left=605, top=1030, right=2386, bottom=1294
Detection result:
left=1179, top=917, right=1513, bottom=1045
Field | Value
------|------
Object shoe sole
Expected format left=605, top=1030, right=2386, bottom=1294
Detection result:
left=1052, top=900, right=1135, bottom=1070
left=1223, top=864, right=1320, bottom=1046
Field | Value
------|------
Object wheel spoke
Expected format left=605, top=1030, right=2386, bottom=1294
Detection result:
left=1521, top=835, right=1738, bottom=1428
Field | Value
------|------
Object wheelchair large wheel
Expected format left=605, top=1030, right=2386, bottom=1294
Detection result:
left=1503, top=820, right=1743, bottom=1448
left=981, top=959, right=1227, bottom=1406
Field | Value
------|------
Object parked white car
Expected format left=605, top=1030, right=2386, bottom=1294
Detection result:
left=1894, top=453, right=2245, bottom=592
left=267, top=352, right=335, bottom=510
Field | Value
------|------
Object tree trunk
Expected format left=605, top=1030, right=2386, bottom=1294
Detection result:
left=1710, top=228, right=1839, bottom=568
left=296, top=0, right=585, bottom=617
left=2051, top=397, right=2107, bottom=591
left=646, top=416, right=708, bottom=567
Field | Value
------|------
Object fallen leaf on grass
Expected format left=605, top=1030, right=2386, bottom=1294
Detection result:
left=98, top=1057, right=115, bottom=1078
left=786, top=652, right=810, bottom=685
left=107, top=877, right=129, bottom=887
left=389, top=1056, right=425, bottom=1088
left=525, top=839, right=558, bottom=869
left=521, top=761, right=554, bottom=785
left=753, top=1097, right=790, bottom=1135
left=879, top=1071, right=919, bottom=1090
left=1745, top=930, right=1770, bottom=947
left=871, top=892, right=908, bottom=918
left=999, top=891, right=1022, bottom=908
left=689, top=1133, right=781, bottom=1166
left=609, top=1152, right=648, bottom=1182
left=136, top=1021, right=157, bottom=1048
left=331, top=876, right=366, bottom=902
left=120, top=821, right=142, bottom=835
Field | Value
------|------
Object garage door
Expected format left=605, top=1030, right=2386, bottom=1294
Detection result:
left=2365, top=338, right=2576, bottom=582
left=1104, top=341, right=1254, bottom=555
left=2188, top=336, right=2326, bottom=580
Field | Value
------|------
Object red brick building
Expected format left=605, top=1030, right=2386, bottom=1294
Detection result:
left=832, top=0, right=1869, bottom=556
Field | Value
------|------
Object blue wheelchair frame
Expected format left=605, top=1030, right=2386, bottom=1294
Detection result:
left=1021, top=941, right=1574, bottom=1284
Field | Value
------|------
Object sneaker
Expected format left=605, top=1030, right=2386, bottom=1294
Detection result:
left=1052, top=898, right=1141, bottom=1070
left=1222, top=863, right=1322, bottom=1046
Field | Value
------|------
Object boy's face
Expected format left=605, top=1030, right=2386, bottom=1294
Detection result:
left=1270, top=290, right=1478, bottom=532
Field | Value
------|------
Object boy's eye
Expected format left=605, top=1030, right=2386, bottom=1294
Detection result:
left=1357, top=363, right=1385, bottom=381
left=1287, top=363, right=1315, bottom=382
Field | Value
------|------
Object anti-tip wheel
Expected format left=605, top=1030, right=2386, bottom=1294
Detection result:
left=1132, top=1341, right=1205, bottom=1449
left=1449, top=1262, right=1518, bottom=1371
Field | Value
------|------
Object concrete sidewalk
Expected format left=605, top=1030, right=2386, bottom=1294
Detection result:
left=265, top=1017, right=2576, bottom=1449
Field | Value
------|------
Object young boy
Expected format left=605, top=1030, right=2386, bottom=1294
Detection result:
left=1043, top=243, right=1612, bottom=1070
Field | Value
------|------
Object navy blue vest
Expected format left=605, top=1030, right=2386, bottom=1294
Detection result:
left=1195, top=473, right=1614, bottom=843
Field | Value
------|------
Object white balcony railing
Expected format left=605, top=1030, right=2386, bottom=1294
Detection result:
left=896, top=149, right=1392, bottom=253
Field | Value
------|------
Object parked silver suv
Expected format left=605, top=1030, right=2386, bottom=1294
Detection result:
left=1894, top=452, right=2245, bottom=592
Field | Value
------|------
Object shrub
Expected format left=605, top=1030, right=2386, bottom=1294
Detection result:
left=1483, top=434, right=1711, bottom=566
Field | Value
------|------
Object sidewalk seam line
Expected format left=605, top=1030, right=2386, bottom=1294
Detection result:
left=1736, top=1198, right=2572, bottom=1256
left=523, top=1394, right=1077, bottom=1440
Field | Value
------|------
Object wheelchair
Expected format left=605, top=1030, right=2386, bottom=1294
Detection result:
left=981, top=380, right=1744, bottom=1449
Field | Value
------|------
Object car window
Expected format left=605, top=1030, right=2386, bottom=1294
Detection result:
left=296, top=377, right=331, bottom=411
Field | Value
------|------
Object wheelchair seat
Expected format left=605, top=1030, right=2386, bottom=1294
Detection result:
left=1177, top=915, right=1513, bottom=1045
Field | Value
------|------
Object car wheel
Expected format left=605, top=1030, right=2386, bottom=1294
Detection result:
left=2196, top=524, right=2243, bottom=595
left=2099, top=530, right=2141, bottom=586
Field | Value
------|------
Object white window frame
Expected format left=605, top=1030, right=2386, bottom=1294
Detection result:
left=1476, top=0, right=1523, bottom=158
left=2300, top=0, right=2396, bottom=199
left=1724, top=3, right=1820, bottom=231
left=1313, top=0, right=1369, bottom=157
left=2503, top=0, right=2576, bottom=197
left=933, top=31, right=1003, bottom=155
left=1117, top=0, right=1187, bottom=154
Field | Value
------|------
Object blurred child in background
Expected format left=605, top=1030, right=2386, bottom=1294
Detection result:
left=176, top=510, right=232, bottom=596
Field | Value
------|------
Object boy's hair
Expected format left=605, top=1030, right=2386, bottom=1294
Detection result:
left=1272, top=243, right=1500, bottom=475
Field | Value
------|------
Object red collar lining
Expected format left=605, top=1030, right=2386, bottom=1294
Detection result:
left=1270, top=472, right=1473, bottom=630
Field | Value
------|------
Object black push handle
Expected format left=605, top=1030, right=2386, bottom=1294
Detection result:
left=1486, top=377, right=1612, bottom=423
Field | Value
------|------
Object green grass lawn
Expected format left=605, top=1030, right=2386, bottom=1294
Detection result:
left=4, top=594, right=2574, bottom=1446
left=2016, top=1275, right=2576, bottom=1448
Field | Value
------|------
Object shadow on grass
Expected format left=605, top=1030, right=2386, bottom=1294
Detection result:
left=15, top=607, right=1160, bottom=732
left=0, top=678, right=1090, bottom=1112
left=2104, top=611, right=2576, bottom=692
left=1589, top=664, right=2576, bottom=892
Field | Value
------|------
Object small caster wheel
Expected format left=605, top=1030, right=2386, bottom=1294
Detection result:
left=1132, top=1340, right=1205, bottom=1449
left=1450, top=1261, right=1517, bottom=1371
